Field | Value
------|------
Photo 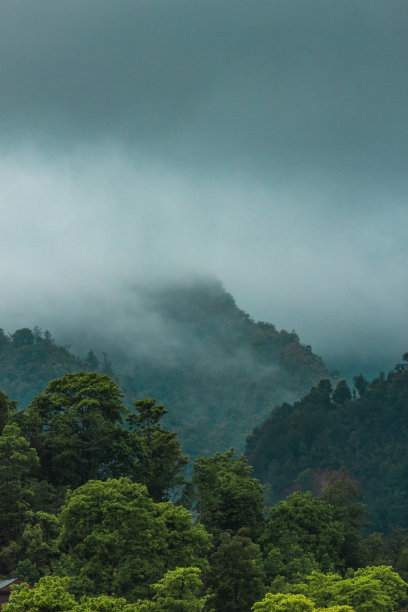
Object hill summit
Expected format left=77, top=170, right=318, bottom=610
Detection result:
left=103, top=278, right=330, bottom=458
left=1, top=278, right=329, bottom=459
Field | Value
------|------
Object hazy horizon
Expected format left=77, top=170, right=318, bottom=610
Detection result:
left=1, top=1, right=407, bottom=380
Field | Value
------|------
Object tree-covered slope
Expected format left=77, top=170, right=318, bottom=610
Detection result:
left=1, top=279, right=329, bottom=460
left=112, top=279, right=330, bottom=459
left=0, top=327, right=115, bottom=409
left=246, top=366, right=408, bottom=532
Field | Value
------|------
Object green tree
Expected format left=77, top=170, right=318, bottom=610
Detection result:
left=251, top=593, right=353, bottom=611
left=5, top=576, right=141, bottom=611
left=205, top=528, right=265, bottom=612
left=332, top=381, right=351, bottom=405
left=57, top=478, right=211, bottom=601
left=246, top=364, right=408, bottom=533
left=5, top=576, right=77, bottom=611
left=24, top=372, right=130, bottom=487
left=262, top=492, right=345, bottom=583
left=329, top=566, right=408, bottom=612
left=288, top=566, right=407, bottom=612
left=0, top=423, right=39, bottom=574
left=361, top=533, right=387, bottom=568
left=15, top=510, right=60, bottom=581
left=251, top=592, right=316, bottom=611
left=352, top=375, right=368, bottom=398
left=193, top=450, right=264, bottom=541
left=137, top=567, right=207, bottom=611
left=11, top=328, right=34, bottom=347
left=127, top=398, right=188, bottom=502
left=320, top=472, right=368, bottom=569
left=0, top=389, right=16, bottom=434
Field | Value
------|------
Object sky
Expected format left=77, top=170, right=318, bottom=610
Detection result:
left=1, top=0, right=407, bottom=377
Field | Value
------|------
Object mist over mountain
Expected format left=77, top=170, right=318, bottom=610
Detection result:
left=2, top=4, right=408, bottom=605
left=0, top=278, right=329, bottom=459
left=1, top=1, right=408, bottom=380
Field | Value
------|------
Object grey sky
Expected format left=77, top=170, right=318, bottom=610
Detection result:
left=1, top=0, right=407, bottom=377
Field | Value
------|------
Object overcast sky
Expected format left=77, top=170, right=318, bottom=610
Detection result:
left=1, top=0, right=407, bottom=377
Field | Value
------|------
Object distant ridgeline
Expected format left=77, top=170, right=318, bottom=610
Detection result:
left=0, top=279, right=329, bottom=460
left=0, top=327, right=114, bottom=409
left=246, top=365, right=408, bottom=532
left=114, top=279, right=330, bottom=459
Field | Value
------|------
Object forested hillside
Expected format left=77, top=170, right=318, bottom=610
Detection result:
left=0, top=327, right=114, bottom=408
left=246, top=364, right=408, bottom=533
left=85, top=279, right=330, bottom=458
left=0, top=279, right=329, bottom=459
left=3, top=283, right=408, bottom=609
left=1, top=371, right=408, bottom=611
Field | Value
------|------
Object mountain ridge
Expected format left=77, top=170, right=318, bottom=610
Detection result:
left=0, top=278, right=330, bottom=459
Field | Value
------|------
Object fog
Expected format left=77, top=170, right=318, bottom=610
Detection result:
left=1, top=0, right=408, bottom=378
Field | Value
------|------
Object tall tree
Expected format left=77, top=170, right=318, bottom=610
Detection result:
left=5, top=576, right=142, bottom=611
left=57, top=478, right=211, bottom=601
left=193, top=449, right=264, bottom=541
left=205, top=528, right=265, bottom=612
left=332, top=381, right=352, bottom=405
left=127, top=398, right=188, bottom=502
left=290, top=566, right=408, bottom=612
left=0, top=388, right=16, bottom=434
left=262, top=492, right=345, bottom=584
left=137, top=567, right=208, bottom=611
left=320, top=471, right=368, bottom=569
left=0, top=423, right=39, bottom=574
left=23, top=372, right=130, bottom=487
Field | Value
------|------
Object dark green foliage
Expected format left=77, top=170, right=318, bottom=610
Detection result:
left=5, top=575, right=142, bottom=611
left=262, top=492, right=345, bottom=583
left=127, top=398, right=188, bottom=502
left=139, top=567, right=208, bottom=611
left=332, top=381, right=352, bottom=405
left=368, top=529, right=408, bottom=582
left=119, top=279, right=329, bottom=460
left=16, top=510, right=60, bottom=580
left=1, top=281, right=329, bottom=462
left=320, top=472, right=368, bottom=569
left=193, top=450, right=264, bottom=541
left=3, top=295, right=408, bottom=609
left=247, top=367, right=408, bottom=532
left=252, top=566, right=408, bottom=611
left=0, top=388, right=16, bottom=434
left=11, top=328, right=35, bottom=347
left=252, top=592, right=319, bottom=610
left=18, top=371, right=188, bottom=500
left=353, top=375, right=368, bottom=398
left=0, top=423, right=39, bottom=575
left=57, top=478, right=211, bottom=601
left=205, top=529, right=265, bottom=612
left=0, top=328, right=100, bottom=408
left=23, top=372, right=129, bottom=487
left=292, top=566, right=408, bottom=612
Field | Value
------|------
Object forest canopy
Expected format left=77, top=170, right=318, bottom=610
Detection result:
left=0, top=364, right=408, bottom=610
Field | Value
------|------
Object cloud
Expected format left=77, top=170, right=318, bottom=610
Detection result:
left=1, top=0, right=408, bottom=377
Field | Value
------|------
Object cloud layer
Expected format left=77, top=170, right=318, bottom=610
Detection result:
left=1, top=0, right=408, bottom=377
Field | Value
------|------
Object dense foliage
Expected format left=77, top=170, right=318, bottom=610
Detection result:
left=57, top=478, right=210, bottom=600
left=0, top=367, right=407, bottom=611
left=0, top=328, right=106, bottom=408
left=1, top=289, right=408, bottom=610
left=247, top=368, right=408, bottom=532
left=1, top=280, right=329, bottom=461
left=119, top=280, right=329, bottom=460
